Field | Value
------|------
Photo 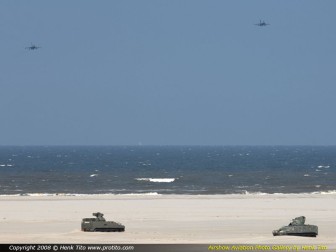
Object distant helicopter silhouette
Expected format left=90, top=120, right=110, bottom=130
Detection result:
left=25, top=43, right=41, bottom=50
left=255, top=20, right=270, bottom=26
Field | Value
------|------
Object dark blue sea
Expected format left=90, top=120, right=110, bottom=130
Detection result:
left=0, top=146, right=335, bottom=196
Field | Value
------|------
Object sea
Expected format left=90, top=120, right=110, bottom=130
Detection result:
left=0, top=146, right=335, bottom=196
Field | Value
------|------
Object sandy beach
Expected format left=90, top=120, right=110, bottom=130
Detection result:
left=0, top=194, right=335, bottom=248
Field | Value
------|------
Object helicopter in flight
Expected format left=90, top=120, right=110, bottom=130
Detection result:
left=255, top=20, right=270, bottom=26
left=25, top=43, right=41, bottom=50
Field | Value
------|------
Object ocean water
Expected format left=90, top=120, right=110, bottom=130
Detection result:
left=0, top=146, right=335, bottom=196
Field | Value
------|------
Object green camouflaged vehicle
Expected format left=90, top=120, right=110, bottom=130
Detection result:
left=81, top=212, right=125, bottom=232
left=273, top=216, right=318, bottom=237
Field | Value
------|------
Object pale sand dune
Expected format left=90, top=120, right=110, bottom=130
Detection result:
left=0, top=194, right=335, bottom=248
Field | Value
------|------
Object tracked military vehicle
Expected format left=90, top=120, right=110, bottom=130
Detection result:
left=81, top=212, right=125, bottom=232
left=273, top=216, right=318, bottom=237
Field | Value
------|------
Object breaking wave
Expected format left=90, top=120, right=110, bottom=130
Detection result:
left=135, top=178, right=176, bottom=183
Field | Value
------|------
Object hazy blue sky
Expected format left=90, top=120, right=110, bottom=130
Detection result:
left=1, top=1, right=335, bottom=145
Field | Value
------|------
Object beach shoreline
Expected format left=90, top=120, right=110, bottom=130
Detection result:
left=0, top=194, right=335, bottom=248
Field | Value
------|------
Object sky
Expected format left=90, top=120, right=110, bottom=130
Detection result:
left=1, top=0, right=336, bottom=145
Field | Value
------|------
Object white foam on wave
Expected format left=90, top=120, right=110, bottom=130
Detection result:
left=1, top=190, right=336, bottom=197
left=319, top=190, right=336, bottom=195
left=90, top=174, right=98, bottom=177
left=16, top=193, right=77, bottom=197
left=242, top=190, right=336, bottom=196
left=0, top=164, right=13, bottom=167
left=318, top=165, right=330, bottom=169
left=135, top=178, right=176, bottom=183
left=0, top=192, right=162, bottom=197
left=242, top=191, right=268, bottom=195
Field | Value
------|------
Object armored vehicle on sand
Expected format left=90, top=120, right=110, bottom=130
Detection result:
left=81, top=212, right=125, bottom=232
left=273, top=216, right=318, bottom=237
